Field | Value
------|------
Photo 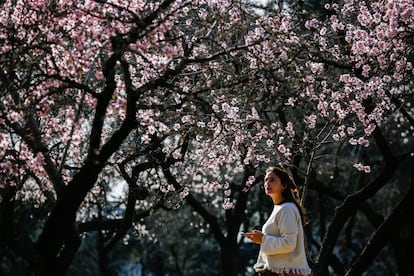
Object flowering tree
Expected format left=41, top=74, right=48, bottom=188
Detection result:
left=1, top=0, right=414, bottom=275
left=0, top=0, right=264, bottom=274
left=298, top=1, right=414, bottom=275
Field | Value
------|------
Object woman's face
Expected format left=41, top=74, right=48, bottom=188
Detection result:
left=264, top=172, right=285, bottom=196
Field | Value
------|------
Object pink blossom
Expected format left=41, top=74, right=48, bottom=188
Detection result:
left=181, top=115, right=192, bottom=123
left=285, top=122, right=295, bottom=138
left=141, top=134, right=150, bottom=144
left=317, top=101, right=329, bottom=117
left=362, top=64, right=371, bottom=77
left=277, top=144, right=286, bottom=153
left=245, top=176, right=255, bottom=188
left=266, top=139, right=275, bottom=147
left=222, top=198, right=234, bottom=209
left=8, top=111, right=22, bottom=124
left=286, top=97, right=296, bottom=106
left=357, top=6, right=373, bottom=27
left=332, top=134, right=341, bottom=141
left=283, top=148, right=292, bottom=160
left=339, top=74, right=352, bottom=83
left=173, top=123, right=181, bottom=131
left=358, top=137, right=370, bottom=147
left=172, top=150, right=182, bottom=160
left=347, top=127, right=356, bottom=135
left=242, top=187, right=250, bottom=193
left=354, top=40, right=369, bottom=54
left=353, top=163, right=371, bottom=173
left=305, top=18, right=319, bottom=29
left=364, top=123, right=376, bottom=135
left=179, top=187, right=189, bottom=199
left=163, top=45, right=177, bottom=58
left=304, top=114, right=317, bottom=129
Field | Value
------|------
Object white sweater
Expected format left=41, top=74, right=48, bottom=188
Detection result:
left=254, top=202, right=311, bottom=275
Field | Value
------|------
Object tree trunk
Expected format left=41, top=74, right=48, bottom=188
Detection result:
left=345, top=183, right=414, bottom=275
left=220, top=240, right=244, bottom=276
left=35, top=161, right=100, bottom=275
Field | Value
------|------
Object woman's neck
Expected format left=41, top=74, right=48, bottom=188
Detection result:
left=271, top=195, right=285, bottom=205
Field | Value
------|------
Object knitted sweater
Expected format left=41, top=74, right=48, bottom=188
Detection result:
left=254, top=202, right=311, bottom=275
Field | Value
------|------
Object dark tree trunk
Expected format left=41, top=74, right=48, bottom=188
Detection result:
left=345, top=183, right=414, bottom=275
left=35, top=161, right=100, bottom=275
left=220, top=240, right=244, bottom=276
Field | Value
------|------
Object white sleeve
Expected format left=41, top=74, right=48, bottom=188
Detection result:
left=260, top=205, right=299, bottom=255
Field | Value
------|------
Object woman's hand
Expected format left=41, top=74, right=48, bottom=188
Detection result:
left=243, top=230, right=264, bottom=244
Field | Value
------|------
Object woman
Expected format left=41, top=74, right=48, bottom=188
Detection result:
left=243, top=166, right=311, bottom=276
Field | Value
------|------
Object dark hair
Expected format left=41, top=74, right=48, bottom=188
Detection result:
left=266, top=166, right=308, bottom=225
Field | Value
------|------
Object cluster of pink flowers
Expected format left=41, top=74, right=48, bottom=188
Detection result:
left=242, top=175, right=256, bottom=193
left=353, top=163, right=371, bottom=173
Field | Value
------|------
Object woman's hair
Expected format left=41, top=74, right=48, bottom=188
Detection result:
left=266, top=166, right=308, bottom=225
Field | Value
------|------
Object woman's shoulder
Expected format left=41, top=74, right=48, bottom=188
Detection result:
left=280, top=201, right=296, bottom=208
left=279, top=202, right=300, bottom=214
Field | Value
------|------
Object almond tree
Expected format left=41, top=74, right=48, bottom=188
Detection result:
left=299, top=1, right=414, bottom=275
left=242, top=0, right=414, bottom=275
